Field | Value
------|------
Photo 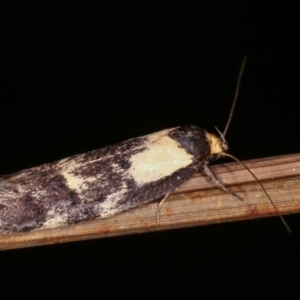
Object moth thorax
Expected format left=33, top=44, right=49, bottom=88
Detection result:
left=206, top=133, right=228, bottom=160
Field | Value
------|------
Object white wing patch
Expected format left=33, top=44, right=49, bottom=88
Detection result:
left=129, top=129, right=193, bottom=185
left=96, top=188, right=128, bottom=217
left=60, top=160, right=98, bottom=193
left=41, top=212, right=66, bottom=229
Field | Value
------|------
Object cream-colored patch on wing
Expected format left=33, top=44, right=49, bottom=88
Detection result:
left=59, top=160, right=97, bottom=193
left=57, top=128, right=180, bottom=192
left=41, top=211, right=66, bottom=229
left=130, top=132, right=193, bottom=185
left=61, top=169, right=84, bottom=190
left=96, top=184, right=129, bottom=217
left=144, top=127, right=177, bottom=142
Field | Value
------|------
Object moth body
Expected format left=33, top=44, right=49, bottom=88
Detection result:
left=0, top=126, right=225, bottom=233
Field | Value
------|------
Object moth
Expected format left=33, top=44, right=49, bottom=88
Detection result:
left=0, top=58, right=289, bottom=233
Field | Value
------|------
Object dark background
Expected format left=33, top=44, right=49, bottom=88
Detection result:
left=2, top=2, right=300, bottom=298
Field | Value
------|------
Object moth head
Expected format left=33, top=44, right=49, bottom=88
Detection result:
left=206, top=132, right=228, bottom=162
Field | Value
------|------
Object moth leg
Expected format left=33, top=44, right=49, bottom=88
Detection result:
left=156, top=193, right=170, bottom=226
left=203, top=164, right=242, bottom=200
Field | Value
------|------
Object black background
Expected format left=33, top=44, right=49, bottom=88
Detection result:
left=2, top=2, right=300, bottom=298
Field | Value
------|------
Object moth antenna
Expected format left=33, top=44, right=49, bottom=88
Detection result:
left=225, top=153, right=291, bottom=233
left=222, top=56, right=247, bottom=138
left=214, top=126, right=226, bottom=145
